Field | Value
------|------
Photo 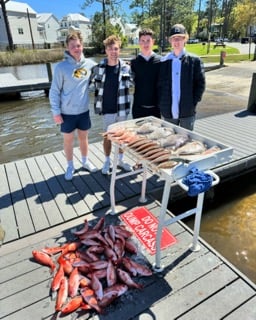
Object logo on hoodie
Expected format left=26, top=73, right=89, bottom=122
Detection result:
left=73, top=68, right=87, bottom=78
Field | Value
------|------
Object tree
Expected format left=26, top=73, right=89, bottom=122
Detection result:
left=0, top=0, right=14, bottom=51
left=231, top=0, right=256, bottom=38
left=129, top=0, right=153, bottom=25
left=82, top=0, right=124, bottom=40
left=220, top=0, right=237, bottom=38
left=90, top=12, right=127, bottom=52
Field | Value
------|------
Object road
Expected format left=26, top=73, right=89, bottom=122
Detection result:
left=227, top=41, right=256, bottom=54
left=196, top=60, right=256, bottom=119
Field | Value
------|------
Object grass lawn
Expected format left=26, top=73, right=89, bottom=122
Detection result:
left=127, top=42, right=254, bottom=64
left=186, top=42, right=239, bottom=55
left=186, top=43, right=252, bottom=63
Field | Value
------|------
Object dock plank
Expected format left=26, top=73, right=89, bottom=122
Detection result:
left=16, top=159, right=50, bottom=231
left=25, top=156, right=68, bottom=224
left=178, top=279, right=256, bottom=319
left=0, top=279, right=52, bottom=319
left=142, top=263, right=238, bottom=319
left=225, top=296, right=256, bottom=319
left=34, top=154, right=77, bottom=221
left=4, top=161, right=35, bottom=237
left=0, top=165, right=18, bottom=242
left=0, top=265, right=50, bottom=300
left=194, top=111, right=256, bottom=162
left=43, top=152, right=90, bottom=215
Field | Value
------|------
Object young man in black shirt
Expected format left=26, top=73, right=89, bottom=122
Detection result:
left=131, top=28, right=161, bottom=119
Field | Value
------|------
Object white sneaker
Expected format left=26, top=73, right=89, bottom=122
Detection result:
left=118, top=160, right=132, bottom=172
left=83, top=161, right=97, bottom=173
left=65, top=166, right=74, bottom=181
left=102, top=161, right=111, bottom=175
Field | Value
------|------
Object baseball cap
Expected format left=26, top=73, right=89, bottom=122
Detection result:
left=170, top=24, right=187, bottom=38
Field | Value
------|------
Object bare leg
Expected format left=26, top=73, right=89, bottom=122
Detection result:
left=63, top=132, right=74, bottom=162
left=78, top=129, right=97, bottom=172
left=63, top=132, right=75, bottom=180
left=103, top=136, right=112, bottom=157
left=77, top=129, right=89, bottom=157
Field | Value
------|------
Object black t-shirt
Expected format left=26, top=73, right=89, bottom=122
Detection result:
left=131, top=53, right=161, bottom=108
left=102, top=64, right=119, bottom=114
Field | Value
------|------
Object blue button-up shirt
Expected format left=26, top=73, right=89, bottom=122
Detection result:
left=162, top=49, right=185, bottom=119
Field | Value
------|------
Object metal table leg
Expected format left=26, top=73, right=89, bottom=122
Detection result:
left=190, top=192, right=205, bottom=251
left=153, top=179, right=172, bottom=272
left=139, top=165, right=148, bottom=203
left=109, top=144, right=119, bottom=215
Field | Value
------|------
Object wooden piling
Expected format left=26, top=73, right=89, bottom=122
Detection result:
left=46, top=62, right=52, bottom=82
left=247, top=73, right=256, bottom=113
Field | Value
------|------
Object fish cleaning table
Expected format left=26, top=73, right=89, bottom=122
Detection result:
left=107, top=117, right=233, bottom=271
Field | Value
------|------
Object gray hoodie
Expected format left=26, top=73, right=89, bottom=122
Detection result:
left=49, top=51, right=96, bottom=116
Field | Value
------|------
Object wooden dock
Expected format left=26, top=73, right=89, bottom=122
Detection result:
left=0, top=73, right=51, bottom=96
left=0, top=199, right=255, bottom=320
left=0, top=111, right=256, bottom=319
left=0, top=62, right=52, bottom=96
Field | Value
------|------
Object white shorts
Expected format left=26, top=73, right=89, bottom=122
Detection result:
left=102, top=113, right=128, bottom=132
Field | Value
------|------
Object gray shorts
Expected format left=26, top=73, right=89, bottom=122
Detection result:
left=102, top=113, right=128, bottom=132
left=163, top=116, right=195, bottom=131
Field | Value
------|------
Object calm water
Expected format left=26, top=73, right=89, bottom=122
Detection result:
left=184, top=172, right=256, bottom=283
left=0, top=63, right=103, bottom=164
left=0, top=64, right=255, bottom=284
left=0, top=92, right=102, bottom=164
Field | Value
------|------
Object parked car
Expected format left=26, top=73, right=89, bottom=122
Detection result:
left=241, top=37, right=249, bottom=44
left=187, top=38, right=199, bottom=44
left=214, top=37, right=224, bottom=42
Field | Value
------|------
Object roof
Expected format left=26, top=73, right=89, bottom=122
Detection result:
left=61, top=13, right=90, bottom=23
left=126, top=23, right=137, bottom=29
left=5, top=1, right=36, bottom=14
left=37, top=13, right=59, bottom=24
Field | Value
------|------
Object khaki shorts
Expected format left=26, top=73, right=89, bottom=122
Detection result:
left=102, top=113, right=127, bottom=132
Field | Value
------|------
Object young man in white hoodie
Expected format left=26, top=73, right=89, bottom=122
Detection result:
left=49, top=31, right=97, bottom=181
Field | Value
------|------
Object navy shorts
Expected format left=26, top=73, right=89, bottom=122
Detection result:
left=60, top=111, right=91, bottom=133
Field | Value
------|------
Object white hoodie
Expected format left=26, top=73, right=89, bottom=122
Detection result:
left=49, top=51, right=96, bottom=116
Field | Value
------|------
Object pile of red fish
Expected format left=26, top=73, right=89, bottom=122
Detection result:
left=32, top=217, right=153, bottom=317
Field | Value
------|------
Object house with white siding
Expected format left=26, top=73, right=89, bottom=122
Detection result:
left=58, top=14, right=92, bottom=46
left=0, top=1, right=137, bottom=50
left=0, top=1, right=43, bottom=49
left=125, top=23, right=140, bottom=44
left=37, top=13, right=59, bottom=46
left=109, top=17, right=139, bottom=44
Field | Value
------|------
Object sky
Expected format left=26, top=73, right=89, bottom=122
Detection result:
left=18, top=0, right=103, bottom=20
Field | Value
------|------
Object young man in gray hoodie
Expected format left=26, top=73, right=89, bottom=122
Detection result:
left=49, top=30, right=97, bottom=180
